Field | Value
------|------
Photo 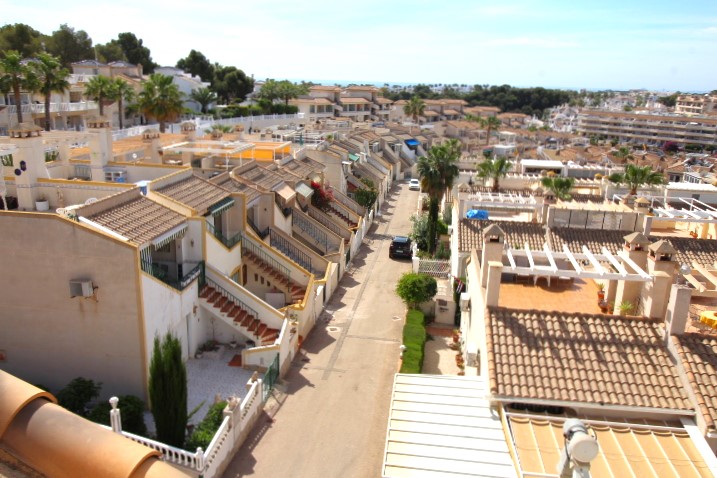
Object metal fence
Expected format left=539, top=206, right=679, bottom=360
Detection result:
left=417, top=258, right=451, bottom=278
left=262, top=354, right=280, bottom=402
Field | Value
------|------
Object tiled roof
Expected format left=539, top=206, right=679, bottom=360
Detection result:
left=486, top=307, right=692, bottom=410
left=233, top=163, right=285, bottom=191
left=673, top=333, right=717, bottom=430
left=651, top=237, right=717, bottom=267
left=278, top=156, right=325, bottom=179
left=549, top=228, right=626, bottom=255
left=458, top=219, right=546, bottom=252
left=155, top=174, right=230, bottom=215
left=339, top=97, right=370, bottom=104
left=213, top=175, right=262, bottom=203
left=83, top=196, right=186, bottom=246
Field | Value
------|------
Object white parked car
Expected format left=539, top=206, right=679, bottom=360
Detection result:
left=408, top=179, right=421, bottom=191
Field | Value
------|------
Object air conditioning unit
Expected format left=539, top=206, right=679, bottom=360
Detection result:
left=69, top=279, right=94, bottom=298
left=459, top=292, right=471, bottom=311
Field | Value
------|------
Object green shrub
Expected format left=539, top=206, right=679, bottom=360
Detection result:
left=186, top=401, right=227, bottom=450
left=400, top=310, right=426, bottom=374
left=88, top=395, right=148, bottom=436
left=57, top=377, right=102, bottom=417
left=396, top=272, right=438, bottom=308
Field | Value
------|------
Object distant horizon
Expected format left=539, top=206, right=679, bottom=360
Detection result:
left=284, top=78, right=706, bottom=94
left=3, top=0, right=717, bottom=92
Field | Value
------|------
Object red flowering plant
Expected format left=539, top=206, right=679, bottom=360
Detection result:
left=310, top=181, right=334, bottom=210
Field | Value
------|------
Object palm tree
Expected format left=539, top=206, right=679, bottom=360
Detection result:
left=138, top=73, right=184, bottom=133
left=614, top=146, right=634, bottom=164
left=608, top=164, right=665, bottom=195
left=33, top=53, right=69, bottom=131
left=84, top=75, right=113, bottom=117
left=403, top=95, right=425, bottom=133
left=540, top=176, right=575, bottom=200
left=111, top=78, right=135, bottom=129
left=417, top=141, right=460, bottom=253
left=0, top=50, right=37, bottom=124
left=476, top=156, right=512, bottom=192
left=482, top=116, right=502, bottom=144
left=190, top=87, right=217, bottom=114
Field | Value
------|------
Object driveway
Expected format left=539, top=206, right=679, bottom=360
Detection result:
left=223, top=182, right=418, bottom=478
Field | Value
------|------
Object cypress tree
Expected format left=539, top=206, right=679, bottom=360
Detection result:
left=149, top=333, right=187, bottom=448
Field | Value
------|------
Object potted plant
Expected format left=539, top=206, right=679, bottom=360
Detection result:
left=618, top=301, right=634, bottom=316
left=452, top=329, right=460, bottom=343
left=598, top=300, right=609, bottom=313
left=35, top=195, right=49, bottom=212
left=596, top=282, right=605, bottom=301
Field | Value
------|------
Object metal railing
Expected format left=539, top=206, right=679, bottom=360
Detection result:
left=293, top=212, right=330, bottom=253
left=308, top=207, right=347, bottom=237
left=247, top=217, right=269, bottom=239
left=241, top=233, right=290, bottom=284
left=269, top=228, right=313, bottom=273
left=140, top=260, right=204, bottom=292
left=206, top=221, right=242, bottom=249
left=204, top=277, right=259, bottom=324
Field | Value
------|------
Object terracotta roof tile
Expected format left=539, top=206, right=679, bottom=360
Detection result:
left=651, top=237, right=717, bottom=267
left=550, top=228, right=626, bottom=254
left=487, top=308, right=692, bottom=410
left=83, top=196, right=186, bottom=245
left=458, top=219, right=546, bottom=252
left=155, top=174, right=230, bottom=215
left=672, top=333, right=717, bottom=430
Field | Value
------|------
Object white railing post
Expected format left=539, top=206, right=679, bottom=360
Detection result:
left=195, top=447, right=205, bottom=471
left=109, top=396, right=122, bottom=433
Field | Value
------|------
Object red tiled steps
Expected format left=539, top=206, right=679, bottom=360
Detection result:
left=199, top=285, right=280, bottom=346
left=241, top=249, right=308, bottom=304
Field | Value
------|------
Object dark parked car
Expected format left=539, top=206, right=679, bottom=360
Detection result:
left=389, top=236, right=412, bottom=259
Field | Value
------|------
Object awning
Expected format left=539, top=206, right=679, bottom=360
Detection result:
left=295, top=182, right=314, bottom=199
left=348, top=153, right=360, bottom=162
left=151, top=223, right=188, bottom=249
left=207, top=197, right=235, bottom=217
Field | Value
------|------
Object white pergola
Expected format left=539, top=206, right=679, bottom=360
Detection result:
left=503, top=242, right=652, bottom=282
left=615, top=194, right=717, bottom=224
left=463, top=191, right=540, bottom=212
left=162, top=140, right=255, bottom=157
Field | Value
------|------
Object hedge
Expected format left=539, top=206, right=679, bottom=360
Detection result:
left=400, top=309, right=427, bottom=374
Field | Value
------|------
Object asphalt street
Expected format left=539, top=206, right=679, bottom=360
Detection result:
left=223, top=181, right=418, bottom=478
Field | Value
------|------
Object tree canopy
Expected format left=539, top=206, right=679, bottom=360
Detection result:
left=45, top=24, right=94, bottom=67
left=608, top=164, right=665, bottom=195
left=214, top=65, right=254, bottom=104
left=476, top=156, right=512, bottom=192
left=138, top=73, right=184, bottom=132
left=116, top=32, right=157, bottom=73
left=417, top=139, right=461, bottom=253
left=34, top=53, right=70, bottom=130
left=176, top=50, right=214, bottom=83
left=0, top=23, right=43, bottom=58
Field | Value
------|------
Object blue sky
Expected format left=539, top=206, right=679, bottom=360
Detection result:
left=2, top=0, right=716, bottom=91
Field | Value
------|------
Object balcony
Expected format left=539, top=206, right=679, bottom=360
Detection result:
left=5, top=101, right=99, bottom=115
left=206, top=222, right=242, bottom=249
left=141, top=260, right=205, bottom=291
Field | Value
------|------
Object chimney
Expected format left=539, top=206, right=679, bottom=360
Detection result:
left=664, top=284, right=692, bottom=342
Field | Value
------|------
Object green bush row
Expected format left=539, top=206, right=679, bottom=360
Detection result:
left=400, top=309, right=426, bottom=374
left=185, top=401, right=228, bottom=450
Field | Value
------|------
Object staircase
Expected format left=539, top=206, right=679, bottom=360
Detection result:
left=199, top=279, right=279, bottom=346
left=327, top=203, right=358, bottom=229
left=242, top=249, right=307, bottom=304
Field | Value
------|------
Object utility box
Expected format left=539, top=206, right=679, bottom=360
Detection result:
left=69, top=279, right=94, bottom=298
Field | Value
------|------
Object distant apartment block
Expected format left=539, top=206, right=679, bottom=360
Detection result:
left=576, top=110, right=717, bottom=147
left=675, top=94, right=717, bottom=116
